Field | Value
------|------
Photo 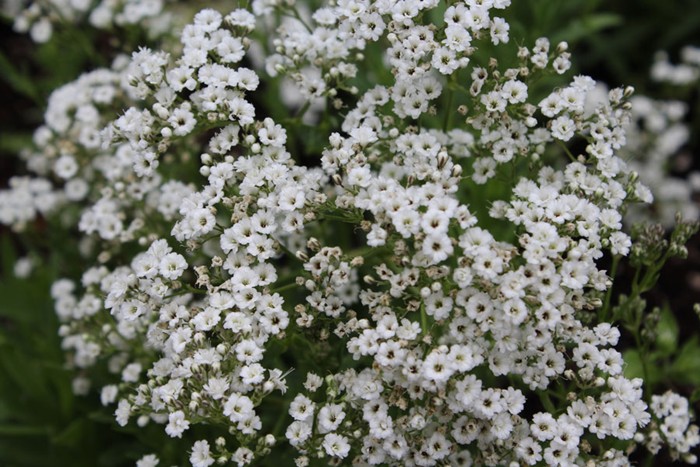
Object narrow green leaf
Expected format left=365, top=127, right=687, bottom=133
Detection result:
left=0, top=349, right=54, bottom=407
left=551, top=13, right=623, bottom=44
left=0, top=423, right=49, bottom=436
left=0, top=51, right=41, bottom=103
left=52, top=419, right=87, bottom=447
left=1, top=234, right=16, bottom=278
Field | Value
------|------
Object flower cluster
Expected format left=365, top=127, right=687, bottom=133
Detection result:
left=5, top=0, right=170, bottom=43
left=646, top=391, right=700, bottom=463
left=0, top=56, right=197, bottom=252
left=619, top=47, right=700, bottom=227
left=652, top=46, right=700, bottom=85
left=3, top=1, right=700, bottom=466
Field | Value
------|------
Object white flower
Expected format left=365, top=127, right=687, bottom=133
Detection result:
left=240, top=363, right=266, bottom=385
left=204, top=376, right=229, bottom=400
left=54, top=154, right=79, bottom=179
left=235, top=339, right=263, bottom=363
left=322, top=433, right=350, bottom=458
left=531, top=412, right=557, bottom=441
left=318, top=403, right=346, bottom=433
left=192, top=307, right=221, bottom=331
left=121, top=362, right=142, bottom=382
left=551, top=115, right=576, bottom=141
left=223, top=393, right=254, bottom=423
left=286, top=421, right=312, bottom=447
left=115, top=399, right=131, bottom=427
left=232, top=447, right=254, bottom=466
left=136, top=454, right=159, bottom=467
left=289, top=394, right=315, bottom=421
left=165, top=410, right=190, bottom=438
left=101, top=385, right=118, bottom=406
left=190, top=440, right=215, bottom=467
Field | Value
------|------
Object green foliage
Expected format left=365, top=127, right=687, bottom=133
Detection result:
left=617, top=219, right=700, bottom=396
left=0, top=234, right=181, bottom=466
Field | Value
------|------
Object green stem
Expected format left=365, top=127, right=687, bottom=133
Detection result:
left=539, top=391, right=557, bottom=414
left=271, top=281, right=298, bottom=293
left=289, top=7, right=313, bottom=33
left=293, top=101, right=311, bottom=121
left=556, top=140, right=577, bottom=163
left=276, top=240, right=303, bottom=263
left=633, top=329, right=651, bottom=389
left=443, top=81, right=454, bottom=132
left=320, top=214, right=360, bottom=223
left=185, top=285, right=207, bottom=295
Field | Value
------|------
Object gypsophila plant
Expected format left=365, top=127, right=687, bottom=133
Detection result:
left=2, top=1, right=700, bottom=466
left=620, top=46, right=700, bottom=228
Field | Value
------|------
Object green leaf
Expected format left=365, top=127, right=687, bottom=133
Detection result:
left=622, top=349, right=644, bottom=380
left=551, top=13, right=623, bottom=45
left=1, top=234, right=16, bottom=278
left=88, top=410, right=117, bottom=424
left=0, top=424, right=49, bottom=436
left=655, top=306, right=679, bottom=356
left=691, top=388, right=700, bottom=404
left=52, top=419, right=87, bottom=447
left=0, top=348, right=54, bottom=412
left=0, top=51, right=41, bottom=104
left=670, top=337, right=700, bottom=385
left=0, top=438, right=53, bottom=466
left=0, top=278, right=52, bottom=324
left=0, top=132, right=32, bottom=155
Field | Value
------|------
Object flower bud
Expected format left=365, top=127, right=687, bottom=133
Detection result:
left=295, top=251, right=309, bottom=262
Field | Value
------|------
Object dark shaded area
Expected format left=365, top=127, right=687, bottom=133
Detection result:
left=0, top=22, right=38, bottom=189
left=575, top=0, right=700, bottom=172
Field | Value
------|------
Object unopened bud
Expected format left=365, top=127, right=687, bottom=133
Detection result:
left=295, top=250, right=309, bottom=262
left=437, top=152, right=449, bottom=169
left=307, top=237, right=321, bottom=251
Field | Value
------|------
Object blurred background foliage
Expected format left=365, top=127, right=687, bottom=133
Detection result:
left=1, top=0, right=700, bottom=465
